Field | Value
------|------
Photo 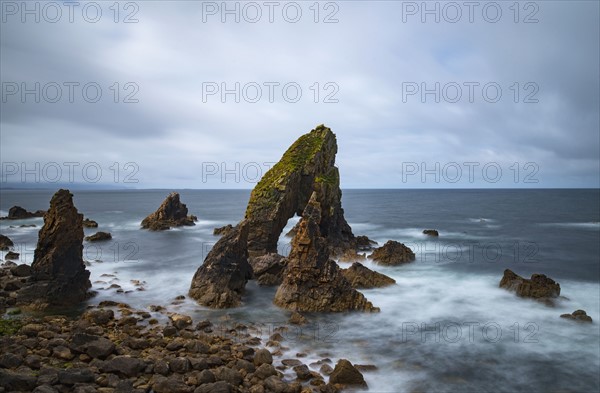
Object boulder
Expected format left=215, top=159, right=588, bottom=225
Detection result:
left=0, top=234, right=14, bottom=251
left=341, top=262, right=396, bottom=289
left=0, top=206, right=45, bottom=220
left=328, top=359, right=367, bottom=388
left=249, top=253, right=287, bottom=286
left=5, top=251, right=19, bottom=260
left=499, top=269, right=560, bottom=299
left=560, top=309, right=593, bottom=323
left=245, top=125, right=358, bottom=258
left=16, top=189, right=92, bottom=309
left=274, top=193, right=378, bottom=312
left=189, top=221, right=252, bottom=308
left=84, top=231, right=112, bottom=242
left=214, top=224, right=234, bottom=236
left=423, top=229, right=439, bottom=236
left=141, top=192, right=196, bottom=230
left=355, top=235, right=377, bottom=251
left=82, top=218, right=98, bottom=228
left=368, top=240, right=415, bottom=265
left=10, top=264, right=32, bottom=277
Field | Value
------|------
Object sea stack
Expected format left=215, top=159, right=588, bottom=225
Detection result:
left=17, top=189, right=92, bottom=309
left=244, top=125, right=357, bottom=258
left=273, top=193, right=378, bottom=312
left=141, top=192, right=197, bottom=230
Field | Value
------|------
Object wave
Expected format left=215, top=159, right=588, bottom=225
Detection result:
left=539, top=222, right=600, bottom=230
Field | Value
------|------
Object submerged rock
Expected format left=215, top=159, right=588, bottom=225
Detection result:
left=341, top=262, right=396, bottom=289
left=274, top=193, right=378, bottom=312
left=245, top=125, right=357, bottom=258
left=560, top=309, right=593, bottom=323
left=423, top=229, right=439, bottom=236
left=141, top=192, right=197, bottom=230
left=249, top=253, right=287, bottom=286
left=0, top=234, right=14, bottom=251
left=16, top=189, right=92, bottom=309
left=368, top=240, right=415, bottom=265
left=499, top=269, right=561, bottom=299
left=189, top=221, right=252, bottom=308
left=0, top=206, right=45, bottom=220
left=84, top=231, right=112, bottom=242
left=355, top=235, right=377, bottom=251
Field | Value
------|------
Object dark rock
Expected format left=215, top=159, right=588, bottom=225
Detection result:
left=1, top=206, right=45, bottom=220
left=214, top=224, right=234, bottom=236
left=71, top=333, right=115, bottom=359
left=245, top=125, right=358, bottom=258
left=274, top=193, right=378, bottom=312
left=319, top=364, right=334, bottom=375
left=189, top=221, right=252, bottom=308
left=293, top=364, right=311, bottom=380
left=58, top=368, right=95, bottom=385
left=214, top=366, right=243, bottom=386
left=355, top=235, right=377, bottom=251
left=170, top=313, right=193, bottom=330
left=101, top=355, right=146, bottom=377
left=82, top=218, right=98, bottom=228
left=329, top=359, right=367, bottom=388
left=499, top=269, right=560, bottom=299
left=170, top=357, right=191, bottom=373
left=0, top=352, right=23, bottom=368
left=264, top=376, right=288, bottom=393
left=341, top=262, right=396, bottom=289
left=253, top=348, right=273, bottom=366
left=5, top=251, right=19, bottom=260
left=0, top=369, right=37, bottom=391
left=560, top=309, right=593, bottom=323
left=0, top=234, right=14, bottom=251
left=250, top=253, right=287, bottom=286
left=423, top=229, right=439, bottom=236
left=16, top=189, right=92, bottom=309
left=195, top=381, right=232, bottom=393
left=368, top=240, right=415, bottom=265
left=10, top=263, right=32, bottom=277
left=141, top=192, right=196, bottom=230
left=254, top=363, right=277, bottom=379
left=84, top=231, right=112, bottom=242
left=83, top=309, right=114, bottom=325
left=153, top=375, right=192, bottom=393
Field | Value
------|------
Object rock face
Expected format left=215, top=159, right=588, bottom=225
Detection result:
left=341, top=262, right=396, bottom=289
left=85, top=232, right=112, bottom=242
left=368, top=240, right=415, bottom=265
left=0, top=206, right=45, bottom=220
left=189, top=222, right=252, bottom=308
left=17, top=189, right=91, bottom=309
left=560, top=310, right=593, bottom=323
left=244, top=125, right=357, bottom=258
left=213, top=224, right=233, bottom=236
left=0, top=234, right=14, bottom=250
left=499, top=269, right=561, bottom=299
left=141, top=192, right=197, bottom=230
left=423, top=229, right=439, bottom=236
left=274, top=193, right=378, bottom=312
left=249, top=253, right=287, bottom=286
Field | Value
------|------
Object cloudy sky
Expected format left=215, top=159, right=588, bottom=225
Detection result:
left=1, top=0, right=598, bottom=189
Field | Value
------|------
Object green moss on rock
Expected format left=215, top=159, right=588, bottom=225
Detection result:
left=0, top=318, right=23, bottom=336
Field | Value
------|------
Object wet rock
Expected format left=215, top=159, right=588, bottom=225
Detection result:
left=245, top=125, right=358, bottom=258
left=254, top=363, right=278, bottom=379
left=368, top=240, right=415, bottom=265
left=328, top=359, right=367, bottom=388
left=250, top=253, right=287, bottom=286
left=274, top=193, right=378, bottom=312
left=58, top=368, right=95, bottom=385
left=293, top=364, right=311, bottom=380
left=71, top=333, right=115, bottom=359
left=423, top=229, right=439, bottom=236
left=153, top=375, right=193, bottom=393
left=214, top=224, right=234, bottom=236
left=82, top=218, right=98, bottom=228
left=1, top=206, right=45, bottom=220
left=195, top=381, right=232, bottom=393
left=141, top=192, right=196, bottom=230
left=5, top=251, right=19, bottom=260
left=289, top=311, right=307, bottom=325
left=214, top=366, right=243, bottom=386
left=83, top=309, right=115, bottom=326
left=170, top=313, right=193, bottom=330
left=499, top=269, right=561, bottom=299
left=101, top=355, right=146, bottom=377
left=253, top=348, right=273, bottom=366
left=0, top=369, right=37, bottom=391
left=84, top=231, right=112, bottom=242
left=341, top=262, right=396, bottom=289
left=189, top=221, right=252, bottom=308
left=17, top=189, right=92, bottom=309
left=0, top=234, right=14, bottom=250
left=0, top=352, right=23, bottom=368
left=355, top=235, right=377, bottom=251
left=560, top=309, right=593, bottom=323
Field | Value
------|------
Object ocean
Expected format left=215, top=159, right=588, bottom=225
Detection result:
left=1, top=188, right=599, bottom=392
